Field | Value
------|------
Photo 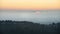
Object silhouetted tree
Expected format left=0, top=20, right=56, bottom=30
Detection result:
left=0, top=20, right=60, bottom=34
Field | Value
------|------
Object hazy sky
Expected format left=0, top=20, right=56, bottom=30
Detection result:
left=0, top=0, right=60, bottom=24
left=0, top=0, right=60, bottom=10
left=0, top=10, right=60, bottom=24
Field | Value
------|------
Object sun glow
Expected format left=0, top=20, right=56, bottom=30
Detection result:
left=35, top=11, right=40, bottom=15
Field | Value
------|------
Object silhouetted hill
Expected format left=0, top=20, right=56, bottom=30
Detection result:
left=0, top=20, right=60, bottom=34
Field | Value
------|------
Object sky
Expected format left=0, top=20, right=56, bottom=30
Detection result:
left=0, top=10, right=60, bottom=24
left=0, top=0, right=60, bottom=10
left=0, top=0, right=60, bottom=24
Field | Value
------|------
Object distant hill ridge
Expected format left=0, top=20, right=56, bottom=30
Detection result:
left=0, top=20, right=34, bottom=24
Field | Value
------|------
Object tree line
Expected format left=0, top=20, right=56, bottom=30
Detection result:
left=0, top=20, right=60, bottom=34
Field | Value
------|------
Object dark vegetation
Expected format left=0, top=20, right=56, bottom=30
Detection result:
left=0, top=20, right=60, bottom=34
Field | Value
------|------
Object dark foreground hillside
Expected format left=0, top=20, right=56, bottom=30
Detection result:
left=0, top=20, right=60, bottom=34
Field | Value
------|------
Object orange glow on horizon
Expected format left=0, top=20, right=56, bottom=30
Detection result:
left=0, top=0, right=60, bottom=10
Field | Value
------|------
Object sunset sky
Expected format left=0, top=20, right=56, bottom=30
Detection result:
left=0, top=0, right=60, bottom=23
left=0, top=0, right=60, bottom=10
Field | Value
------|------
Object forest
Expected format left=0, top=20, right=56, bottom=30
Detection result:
left=0, top=20, right=60, bottom=34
